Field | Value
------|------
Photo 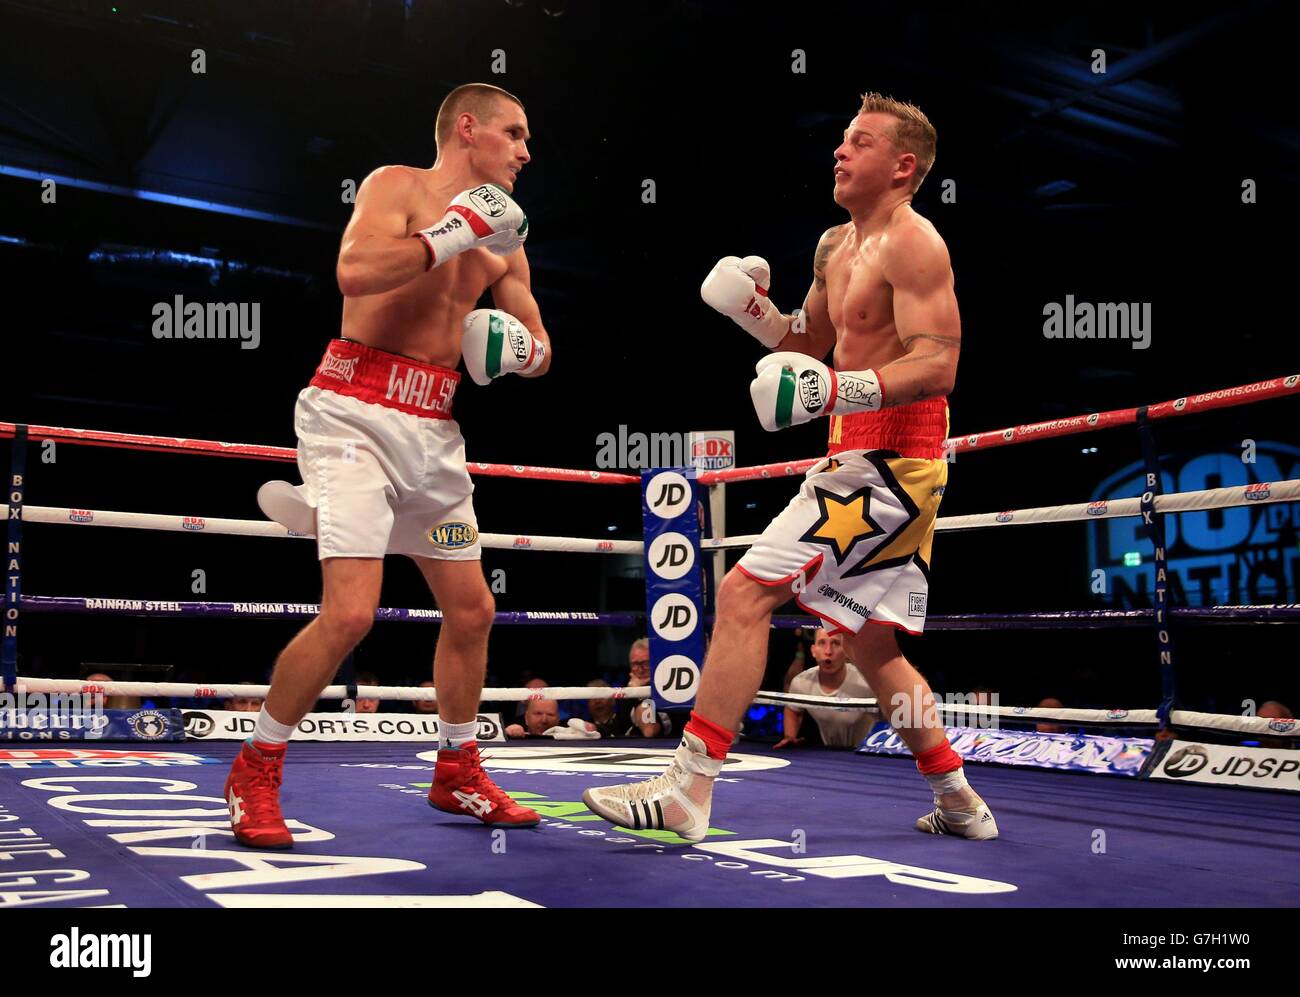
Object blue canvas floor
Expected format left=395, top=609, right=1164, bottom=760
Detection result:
left=2, top=740, right=1297, bottom=907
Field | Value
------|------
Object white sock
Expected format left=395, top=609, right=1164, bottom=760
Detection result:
left=439, top=719, right=478, bottom=750
left=924, top=767, right=970, bottom=798
left=253, top=705, right=296, bottom=745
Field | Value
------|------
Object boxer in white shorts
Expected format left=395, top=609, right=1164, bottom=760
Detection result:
left=225, top=83, right=553, bottom=849
left=279, top=337, right=483, bottom=562
left=584, top=93, right=998, bottom=844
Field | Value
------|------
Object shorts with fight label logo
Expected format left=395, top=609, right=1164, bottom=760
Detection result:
left=736, top=450, right=946, bottom=635
left=295, top=338, right=481, bottom=561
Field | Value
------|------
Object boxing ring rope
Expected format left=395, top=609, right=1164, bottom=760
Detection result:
left=696, top=372, right=1300, bottom=484
left=0, top=421, right=640, bottom=484
left=10, top=677, right=650, bottom=704
left=748, top=691, right=1298, bottom=738
left=6, top=504, right=642, bottom=554
left=4, top=370, right=1297, bottom=737
left=9, top=474, right=1294, bottom=551
left=15, top=595, right=1298, bottom=629
left=9, top=673, right=1292, bottom=739
left=4, top=371, right=1295, bottom=480
left=703, top=477, right=1300, bottom=549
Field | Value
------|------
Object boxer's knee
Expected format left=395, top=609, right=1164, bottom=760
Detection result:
left=317, top=605, right=375, bottom=648
left=442, top=589, right=496, bottom=638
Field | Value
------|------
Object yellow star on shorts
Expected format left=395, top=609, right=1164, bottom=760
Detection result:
left=799, top=485, right=882, bottom=565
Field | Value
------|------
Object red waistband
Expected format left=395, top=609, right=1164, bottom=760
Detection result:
left=308, top=339, right=459, bottom=419
left=828, top=397, right=949, bottom=459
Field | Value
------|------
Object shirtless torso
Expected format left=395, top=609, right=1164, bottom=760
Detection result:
left=337, top=165, right=545, bottom=369
left=794, top=200, right=960, bottom=409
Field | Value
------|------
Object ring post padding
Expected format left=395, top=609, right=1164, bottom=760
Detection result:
left=641, top=467, right=705, bottom=714
left=1135, top=407, right=1179, bottom=727
left=3, top=424, right=27, bottom=691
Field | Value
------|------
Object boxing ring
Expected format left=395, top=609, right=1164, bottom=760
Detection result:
left=2, top=740, right=1296, bottom=907
left=2, top=372, right=1298, bottom=908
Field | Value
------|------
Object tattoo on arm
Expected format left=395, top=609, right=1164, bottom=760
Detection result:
left=812, top=226, right=846, bottom=291
left=899, top=333, right=961, bottom=353
left=880, top=333, right=961, bottom=407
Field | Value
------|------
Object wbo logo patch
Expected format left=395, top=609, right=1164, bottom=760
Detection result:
left=427, top=521, right=479, bottom=550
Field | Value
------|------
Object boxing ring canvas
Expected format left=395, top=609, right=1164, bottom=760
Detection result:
left=3, top=741, right=1296, bottom=908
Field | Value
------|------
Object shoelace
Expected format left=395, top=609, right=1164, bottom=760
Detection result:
left=458, top=751, right=526, bottom=811
left=240, top=754, right=286, bottom=820
left=610, top=761, right=684, bottom=803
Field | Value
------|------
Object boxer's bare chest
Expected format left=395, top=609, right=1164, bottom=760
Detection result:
left=824, top=228, right=905, bottom=371
left=339, top=189, right=509, bottom=366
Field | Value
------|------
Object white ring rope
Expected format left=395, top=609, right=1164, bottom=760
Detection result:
left=703, top=478, right=1300, bottom=548
left=10, top=678, right=1290, bottom=737
left=6, top=677, right=652, bottom=703
left=10, top=479, right=1294, bottom=555
left=7, top=505, right=644, bottom=555
left=752, top=690, right=1296, bottom=736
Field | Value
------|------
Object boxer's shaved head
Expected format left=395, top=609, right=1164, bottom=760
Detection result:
left=857, top=92, right=936, bottom=191
left=436, top=83, right=526, bottom=150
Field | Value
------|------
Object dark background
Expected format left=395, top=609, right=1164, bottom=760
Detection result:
left=3, top=0, right=1297, bottom=715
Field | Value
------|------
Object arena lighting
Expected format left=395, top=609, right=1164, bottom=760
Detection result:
left=0, top=165, right=334, bottom=231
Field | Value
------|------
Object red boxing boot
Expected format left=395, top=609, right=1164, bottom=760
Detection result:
left=224, top=739, right=294, bottom=849
left=428, top=742, right=540, bottom=828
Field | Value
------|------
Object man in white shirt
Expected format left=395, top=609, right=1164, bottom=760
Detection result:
left=776, top=629, right=877, bottom=749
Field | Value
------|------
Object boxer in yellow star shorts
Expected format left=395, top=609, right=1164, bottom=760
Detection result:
left=583, top=92, right=998, bottom=846
left=736, top=432, right=947, bottom=636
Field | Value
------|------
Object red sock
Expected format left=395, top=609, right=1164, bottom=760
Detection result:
left=685, top=711, right=734, bottom=760
left=914, top=740, right=962, bottom=776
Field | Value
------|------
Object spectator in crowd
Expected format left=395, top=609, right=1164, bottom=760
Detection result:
left=354, top=671, right=380, bottom=714
left=624, top=638, right=662, bottom=737
left=225, top=683, right=264, bottom=713
left=506, top=698, right=560, bottom=738
left=627, top=639, right=650, bottom=688
left=587, top=679, right=626, bottom=737
left=515, top=677, right=549, bottom=719
left=1036, top=697, right=1065, bottom=735
left=782, top=626, right=815, bottom=692
left=84, top=671, right=141, bottom=711
left=413, top=679, right=438, bottom=715
left=775, top=629, right=876, bottom=749
left=586, top=677, right=667, bottom=738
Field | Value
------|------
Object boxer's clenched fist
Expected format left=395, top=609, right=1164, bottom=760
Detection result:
left=415, top=184, right=529, bottom=269
left=701, top=255, right=802, bottom=348
left=461, top=308, right=546, bottom=386
left=749, top=352, right=882, bottom=431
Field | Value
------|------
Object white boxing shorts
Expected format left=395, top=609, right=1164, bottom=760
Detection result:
left=292, top=338, right=480, bottom=561
left=736, top=449, right=947, bottom=635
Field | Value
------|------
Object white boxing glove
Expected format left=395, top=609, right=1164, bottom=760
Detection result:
left=701, top=255, right=802, bottom=349
left=461, top=308, right=546, bottom=386
left=749, top=352, right=883, bottom=432
left=414, top=184, right=529, bottom=269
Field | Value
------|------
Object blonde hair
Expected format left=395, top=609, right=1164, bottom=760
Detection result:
left=858, top=92, right=936, bottom=192
left=435, top=83, right=524, bottom=150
